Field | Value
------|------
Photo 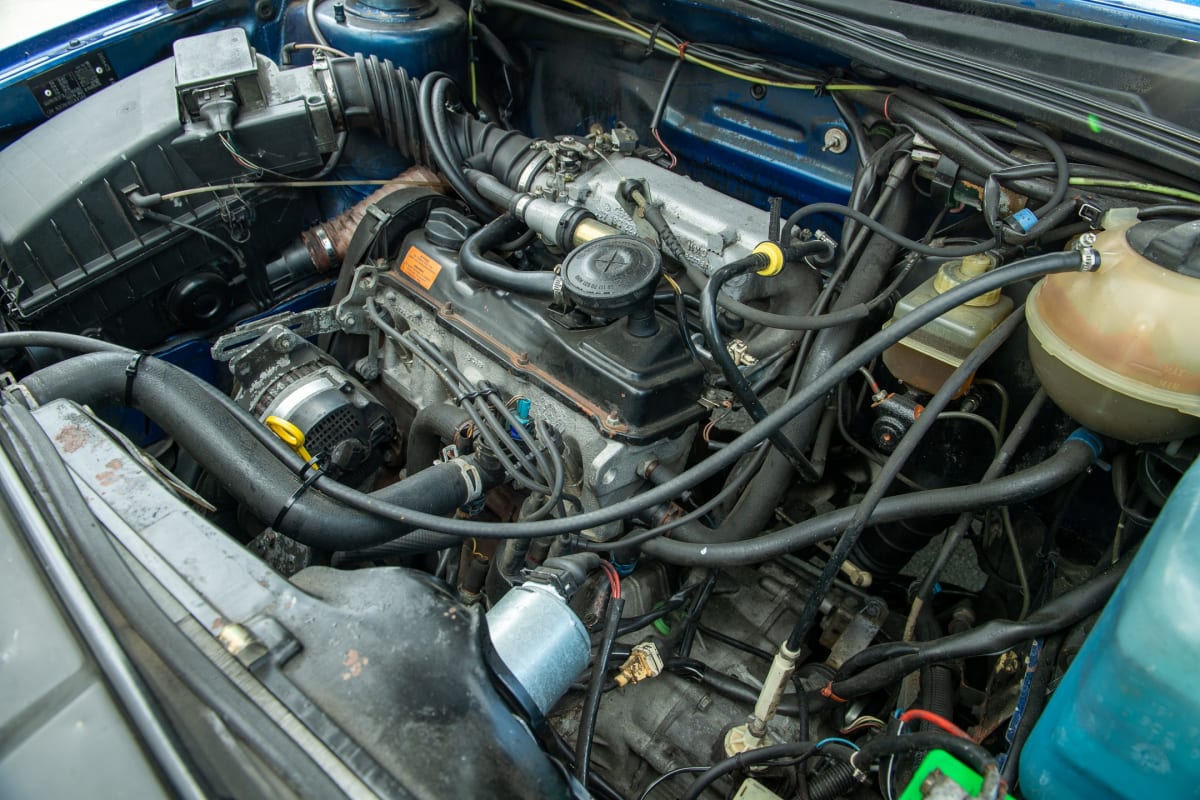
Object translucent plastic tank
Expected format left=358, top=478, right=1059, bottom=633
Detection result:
left=883, top=254, right=1014, bottom=395
left=1027, top=208, right=1200, bottom=442
left=1020, top=458, right=1200, bottom=798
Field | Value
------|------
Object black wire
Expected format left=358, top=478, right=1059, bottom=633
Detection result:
left=701, top=253, right=820, bottom=479
left=676, top=570, right=719, bottom=659
left=784, top=305, right=1027, bottom=652
left=680, top=743, right=828, bottom=800
left=575, top=594, right=624, bottom=785
left=18, top=251, right=1087, bottom=543
left=651, top=58, right=685, bottom=130
left=694, top=624, right=773, bottom=662
left=142, top=210, right=267, bottom=307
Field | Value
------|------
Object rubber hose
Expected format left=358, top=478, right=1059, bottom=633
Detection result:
left=915, top=611, right=956, bottom=722
left=854, top=731, right=994, bottom=778
left=830, top=556, right=1127, bottom=701
left=744, top=264, right=822, bottom=359
left=640, top=438, right=1096, bottom=566
left=669, top=190, right=911, bottom=546
left=461, top=214, right=557, bottom=298
left=19, top=352, right=500, bottom=551
left=331, top=529, right=462, bottom=565
left=407, top=403, right=471, bottom=475
left=807, top=761, right=858, bottom=800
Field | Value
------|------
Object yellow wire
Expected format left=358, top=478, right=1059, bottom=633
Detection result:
left=554, top=0, right=877, bottom=92
left=1069, top=177, right=1200, bottom=205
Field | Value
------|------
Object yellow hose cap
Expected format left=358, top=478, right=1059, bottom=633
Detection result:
left=753, top=241, right=785, bottom=276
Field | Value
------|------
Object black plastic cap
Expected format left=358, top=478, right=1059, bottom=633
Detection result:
left=1127, top=219, right=1200, bottom=278
left=425, top=207, right=481, bottom=251
left=560, top=236, right=662, bottom=315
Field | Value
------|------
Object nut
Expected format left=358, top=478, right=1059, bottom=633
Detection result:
left=823, top=127, right=850, bottom=154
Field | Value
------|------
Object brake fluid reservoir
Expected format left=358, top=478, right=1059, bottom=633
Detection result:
left=1020, top=458, right=1200, bottom=799
left=882, top=253, right=1014, bottom=395
left=1026, top=208, right=1200, bottom=442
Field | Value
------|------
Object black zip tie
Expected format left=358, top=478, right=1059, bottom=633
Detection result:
left=453, top=385, right=497, bottom=406
left=124, top=351, right=149, bottom=407
left=273, top=455, right=324, bottom=531
left=812, top=76, right=831, bottom=97
left=644, top=20, right=663, bottom=57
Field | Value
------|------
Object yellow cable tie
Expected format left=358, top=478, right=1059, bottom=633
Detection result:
left=753, top=241, right=785, bottom=276
left=265, top=415, right=318, bottom=467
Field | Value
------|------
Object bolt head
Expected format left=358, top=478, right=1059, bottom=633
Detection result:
left=823, top=127, right=850, bottom=154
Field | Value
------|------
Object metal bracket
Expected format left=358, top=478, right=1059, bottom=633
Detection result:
left=212, top=265, right=383, bottom=362
left=211, top=307, right=344, bottom=361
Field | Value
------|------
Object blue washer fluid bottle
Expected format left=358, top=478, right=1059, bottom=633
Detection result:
left=1021, top=457, right=1200, bottom=798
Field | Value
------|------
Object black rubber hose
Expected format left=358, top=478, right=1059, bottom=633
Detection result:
left=854, top=731, right=995, bottom=778
left=18, top=353, right=500, bottom=551
left=671, top=196, right=910, bottom=547
left=418, top=73, right=494, bottom=218
left=701, top=251, right=820, bottom=480
left=743, top=264, right=822, bottom=359
left=915, top=611, right=955, bottom=722
left=642, top=198, right=695, bottom=269
left=831, top=557, right=1127, bottom=701
left=807, top=761, right=858, bottom=800
left=785, top=307, right=1025, bottom=651
left=13, top=251, right=1088, bottom=544
left=639, top=437, right=1096, bottom=566
left=912, top=389, right=1050, bottom=603
left=681, top=742, right=823, bottom=800
left=1138, top=204, right=1200, bottom=219
left=407, top=403, right=471, bottom=475
left=461, top=214, right=557, bottom=298
left=575, top=595, right=624, bottom=785
left=331, top=529, right=462, bottom=565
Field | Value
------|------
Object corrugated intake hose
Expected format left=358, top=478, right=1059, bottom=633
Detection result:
left=19, top=352, right=503, bottom=551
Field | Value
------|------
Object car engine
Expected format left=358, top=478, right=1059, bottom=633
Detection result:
left=1, top=2, right=1199, bottom=799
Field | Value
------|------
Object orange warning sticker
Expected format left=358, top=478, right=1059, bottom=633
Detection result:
left=399, top=247, right=442, bottom=290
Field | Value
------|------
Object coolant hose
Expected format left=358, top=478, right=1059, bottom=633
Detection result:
left=19, top=353, right=502, bottom=551
left=407, top=403, right=471, bottom=475
left=461, top=214, right=557, bottom=299
left=640, top=437, right=1097, bottom=566
left=331, top=529, right=462, bottom=565
left=671, top=192, right=911, bottom=545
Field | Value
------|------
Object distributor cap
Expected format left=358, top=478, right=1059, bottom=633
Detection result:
left=559, top=235, right=662, bottom=317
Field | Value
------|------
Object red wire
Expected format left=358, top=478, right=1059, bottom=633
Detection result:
left=651, top=127, right=678, bottom=170
left=599, top=561, right=621, bottom=599
left=898, top=709, right=972, bottom=740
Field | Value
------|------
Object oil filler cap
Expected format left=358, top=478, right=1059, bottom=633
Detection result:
left=560, top=236, right=661, bottom=316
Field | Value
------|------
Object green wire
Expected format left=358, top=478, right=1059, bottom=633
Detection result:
left=1069, top=177, right=1200, bottom=204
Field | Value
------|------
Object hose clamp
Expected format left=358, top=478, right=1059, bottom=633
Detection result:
left=1078, top=247, right=1100, bottom=272
left=448, top=457, right=484, bottom=503
left=552, top=275, right=567, bottom=308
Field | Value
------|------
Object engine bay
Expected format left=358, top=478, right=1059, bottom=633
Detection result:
left=2, top=2, right=1199, bottom=798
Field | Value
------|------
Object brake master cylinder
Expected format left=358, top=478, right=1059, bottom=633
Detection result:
left=882, top=253, right=1014, bottom=395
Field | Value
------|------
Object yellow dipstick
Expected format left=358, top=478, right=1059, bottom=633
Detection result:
left=265, top=416, right=318, bottom=467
